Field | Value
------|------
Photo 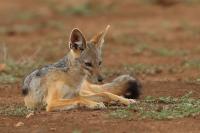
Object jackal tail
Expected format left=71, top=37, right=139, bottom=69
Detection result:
left=102, top=75, right=141, bottom=99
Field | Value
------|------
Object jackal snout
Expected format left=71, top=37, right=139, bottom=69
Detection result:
left=82, top=61, right=104, bottom=83
left=97, top=74, right=103, bottom=82
left=90, top=69, right=104, bottom=83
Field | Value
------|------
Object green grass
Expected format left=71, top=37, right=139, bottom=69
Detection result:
left=0, top=25, right=38, bottom=35
left=47, top=1, right=115, bottom=16
left=134, top=42, right=188, bottom=57
left=160, top=20, right=172, bottom=29
left=14, top=12, right=41, bottom=20
left=5, top=11, right=41, bottom=21
left=134, top=43, right=150, bottom=54
left=179, top=20, right=200, bottom=36
left=0, top=21, right=65, bottom=35
left=151, top=47, right=188, bottom=57
left=139, top=0, right=200, bottom=5
left=109, top=109, right=132, bottom=119
left=0, top=74, right=18, bottom=84
left=0, top=59, right=44, bottom=84
left=123, top=64, right=163, bottom=75
left=0, top=105, right=30, bottom=117
left=67, top=2, right=94, bottom=16
left=182, top=59, right=200, bottom=69
left=72, top=129, right=82, bottom=133
left=184, top=0, right=200, bottom=4
left=183, top=76, right=200, bottom=85
left=103, top=63, right=173, bottom=77
left=43, top=21, right=65, bottom=30
left=112, top=33, right=189, bottom=57
left=109, top=92, right=200, bottom=120
left=119, top=20, right=138, bottom=28
left=112, top=34, right=138, bottom=45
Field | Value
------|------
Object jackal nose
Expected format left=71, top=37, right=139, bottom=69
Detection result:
left=97, top=76, right=103, bottom=82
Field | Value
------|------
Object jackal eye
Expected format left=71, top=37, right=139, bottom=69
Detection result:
left=85, top=62, right=92, bottom=67
left=99, top=61, right=102, bottom=66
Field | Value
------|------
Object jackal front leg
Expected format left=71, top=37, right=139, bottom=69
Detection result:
left=84, top=92, right=136, bottom=105
left=46, top=97, right=105, bottom=111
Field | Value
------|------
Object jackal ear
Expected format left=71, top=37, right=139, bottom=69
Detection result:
left=90, top=25, right=110, bottom=48
left=69, top=28, right=87, bottom=51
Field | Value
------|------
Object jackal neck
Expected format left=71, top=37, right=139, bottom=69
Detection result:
left=67, top=50, right=79, bottom=66
left=66, top=50, right=85, bottom=76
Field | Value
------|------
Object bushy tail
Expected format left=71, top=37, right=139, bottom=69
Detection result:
left=102, top=75, right=141, bottom=99
left=22, top=77, right=31, bottom=96
left=22, top=86, right=29, bottom=96
left=123, top=80, right=141, bottom=99
left=22, top=70, right=37, bottom=96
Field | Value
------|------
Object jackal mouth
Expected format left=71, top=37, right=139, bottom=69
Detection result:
left=85, top=74, right=104, bottom=84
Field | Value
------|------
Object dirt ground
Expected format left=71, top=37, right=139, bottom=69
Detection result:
left=1, top=0, right=200, bottom=133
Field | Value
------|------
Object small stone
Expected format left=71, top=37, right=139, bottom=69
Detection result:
left=50, top=127, right=56, bottom=131
left=15, top=122, right=24, bottom=127
left=26, top=112, right=34, bottom=118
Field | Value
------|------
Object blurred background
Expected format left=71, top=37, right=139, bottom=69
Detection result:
left=1, top=0, right=200, bottom=84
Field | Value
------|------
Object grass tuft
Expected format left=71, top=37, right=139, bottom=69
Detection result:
left=109, top=92, right=200, bottom=120
left=48, top=1, right=115, bottom=16
left=182, top=59, right=200, bottom=69
left=109, top=109, right=132, bottom=119
left=0, top=59, right=44, bottom=84
left=151, top=48, right=188, bottom=57
left=72, top=129, right=82, bottom=133
left=123, top=64, right=163, bottom=75
left=0, top=105, right=30, bottom=117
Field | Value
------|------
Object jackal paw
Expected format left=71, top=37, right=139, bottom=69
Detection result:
left=88, top=102, right=106, bottom=109
left=129, top=99, right=137, bottom=104
left=123, top=99, right=137, bottom=105
left=96, top=102, right=106, bottom=109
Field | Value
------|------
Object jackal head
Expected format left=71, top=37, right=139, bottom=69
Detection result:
left=68, top=25, right=110, bottom=83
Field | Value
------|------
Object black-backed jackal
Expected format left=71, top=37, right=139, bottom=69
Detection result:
left=22, top=25, right=141, bottom=111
